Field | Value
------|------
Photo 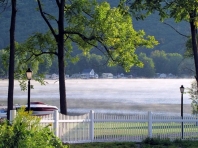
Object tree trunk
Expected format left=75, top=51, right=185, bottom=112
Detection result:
left=57, top=0, right=67, bottom=115
left=7, top=0, right=16, bottom=120
left=37, top=0, right=67, bottom=114
left=190, top=20, right=198, bottom=88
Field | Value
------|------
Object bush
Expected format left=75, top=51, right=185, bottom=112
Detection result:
left=187, top=80, right=198, bottom=114
left=142, top=137, right=171, bottom=146
left=0, top=107, right=67, bottom=148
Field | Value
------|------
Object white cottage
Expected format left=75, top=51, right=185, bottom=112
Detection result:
left=81, top=69, right=95, bottom=79
left=51, top=73, right=59, bottom=79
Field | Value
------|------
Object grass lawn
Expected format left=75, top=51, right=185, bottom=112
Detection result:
left=68, top=138, right=198, bottom=148
left=67, top=122, right=198, bottom=139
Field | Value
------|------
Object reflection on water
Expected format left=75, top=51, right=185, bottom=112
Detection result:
left=0, top=79, right=193, bottom=105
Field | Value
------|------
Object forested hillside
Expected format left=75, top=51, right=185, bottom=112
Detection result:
left=0, top=0, right=189, bottom=53
left=0, top=0, right=192, bottom=78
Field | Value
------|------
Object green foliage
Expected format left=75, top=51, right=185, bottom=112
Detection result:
left=177, top=58, right=194, bottom=76
left=69, top=138, right=198, bottom=147
left=150, top=50, right=182, bottom=75
left=166, top=53, right=183, bottom=75
left=172, top=139, right=198, bottom=147
left=7, top=0, right=158, bottom=81
left=0, top=49, right=7, bottom=78
left=129, top=0, right=198, bottom=79
left=62, top=0, right=159, bottom=72
left=1, top=34, right=53, bottom=90
left=142, top=137, right=172, bottom=146
left=151, top=50, right=168, bottom=74
left=132, top=52, right=155, bottom=77
left=184, top=36, right=198, bottom=58
left=129, top=0, right=198, bottom=23
left=187, top=80, right=198, bottom=114
left=69, top=142, right=136, bottom=148
left=0, top=107, right=67, bottom=148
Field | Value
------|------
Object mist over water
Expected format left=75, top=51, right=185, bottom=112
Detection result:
left=0, top=79, right=193, bottom=104
left=0, top=79, right=194, bottom=114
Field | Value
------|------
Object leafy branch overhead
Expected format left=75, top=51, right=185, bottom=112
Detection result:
left=36, top=0, right=158, bottom=72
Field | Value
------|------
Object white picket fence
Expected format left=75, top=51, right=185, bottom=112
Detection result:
left=38, top=110, right=198, bottom=144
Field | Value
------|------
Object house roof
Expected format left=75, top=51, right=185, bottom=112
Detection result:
left=82, top=69, right=93, bottom=74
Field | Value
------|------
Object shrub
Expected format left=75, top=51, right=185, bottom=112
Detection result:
left=0, top=107, right=67, bottom=148
left=142, top=137, right=171, bottom=146
left=187, top=80, right=198, bottom=114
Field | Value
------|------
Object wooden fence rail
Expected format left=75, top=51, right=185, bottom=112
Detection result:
left=10, top=110, right=198, bottom=143
left=39, top=110, right=198, bottom=143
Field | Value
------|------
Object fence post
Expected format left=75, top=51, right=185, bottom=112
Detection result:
left=9, top=110, right=16, bottom=123
left=89, top=110, right=94, bottom=142
left=148, top=111, right=152, bottom=138
left=54, top=110, right=59, bottom=137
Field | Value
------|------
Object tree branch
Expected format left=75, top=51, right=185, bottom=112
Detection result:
left=43, top=12, right=58, bottom=23
left=64, top=30, right=98, bottom=41
left=0, top=0, right=9, bottom=14
left=56, top=0, right=60, bottom=7
left=33, top=51, right=58, bottom=57
left=163, top=22, right=189, bottom=38
left=37, top=0, right=57, bottom=39
left=25, top=51, right=58, bottom=63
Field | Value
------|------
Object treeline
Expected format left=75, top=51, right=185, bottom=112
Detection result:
left=62, top=50, right=192, bottom=78
left=0, top=48, right=193, bottom=78
left=0, top=49, right=190, bottom=78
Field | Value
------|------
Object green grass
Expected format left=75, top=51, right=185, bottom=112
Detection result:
left=68, top=142, right=136, bottom=148
left=62, top=121, right=198, bottom=140
left=93, top=122, right=198, bottom=138
left=67, top=138, right=198, bottom=148
left=62, top=121, right=198, bottom=147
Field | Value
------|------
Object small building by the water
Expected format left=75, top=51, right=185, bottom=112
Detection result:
left=101, top=73, right=113, bottom=79
left=81, top=69, right=95, bottom=79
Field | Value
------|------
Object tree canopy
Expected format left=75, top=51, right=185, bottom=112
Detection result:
left=20, top=0, right=158, bottom=114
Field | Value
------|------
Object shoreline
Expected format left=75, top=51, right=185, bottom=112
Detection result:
left=0, top=100, right=192, bottom=114
left=67, top=103, right=192, bottom=114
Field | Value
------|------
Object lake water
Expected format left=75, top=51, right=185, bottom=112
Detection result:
left=0, top=79, right=195, bottom=114
left=65, top=79, right=193, bottom=104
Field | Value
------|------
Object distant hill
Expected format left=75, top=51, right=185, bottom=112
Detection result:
left=133, top=14, right=189, bottom=54
left=0, top=0, right=189, bottom=55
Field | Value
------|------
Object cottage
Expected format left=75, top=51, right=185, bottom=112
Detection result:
left=102, top=73, right=113, bottom=79
left=159, top=73, right=166, bottom=78
left=81, top=69, right=95, bottom=79
left=51, top=73, right=59, bottom=80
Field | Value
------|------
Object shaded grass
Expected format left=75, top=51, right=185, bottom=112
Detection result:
left=68, top=139, right=198, bottom=148
left=68, top=142, right=136, bottom=148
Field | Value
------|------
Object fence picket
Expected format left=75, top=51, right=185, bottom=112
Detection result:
left=39, top=111, right=198, bottom=143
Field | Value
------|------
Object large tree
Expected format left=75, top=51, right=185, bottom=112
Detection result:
left=129, top=0, right=198, bottom=86
left=7, top=0, right=16, bottom=120
left=24, top=0, right=159, bottom=114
